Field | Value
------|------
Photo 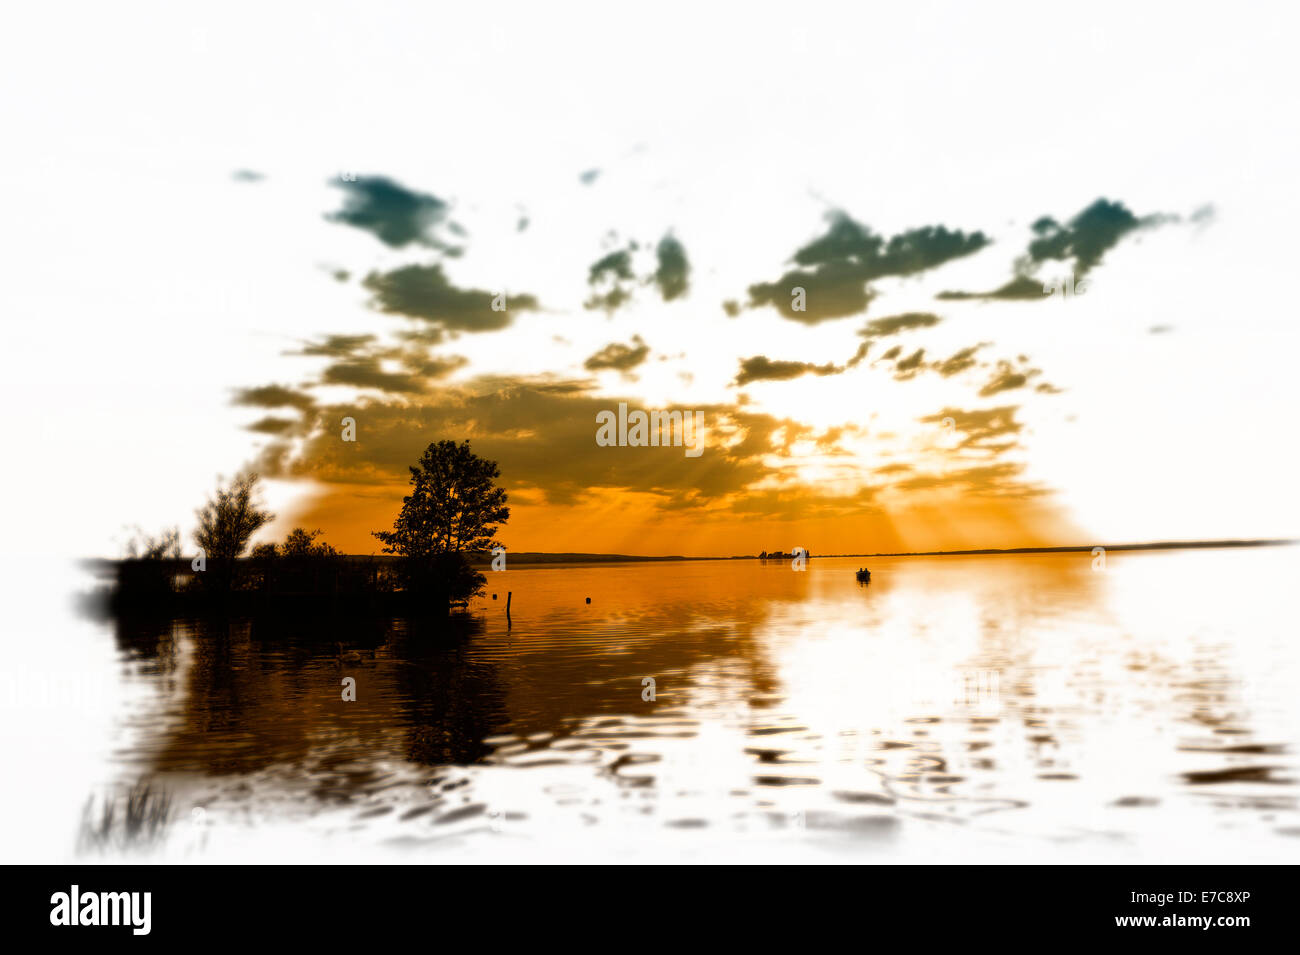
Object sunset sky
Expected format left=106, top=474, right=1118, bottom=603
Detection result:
left=5, top=2, right=1299, bottom=558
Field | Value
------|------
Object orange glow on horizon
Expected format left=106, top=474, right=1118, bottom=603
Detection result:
left=276, top=481, right=1084, bottom=557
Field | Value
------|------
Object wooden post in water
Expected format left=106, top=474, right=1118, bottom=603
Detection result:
left=506, top=590, right=512, bottom=628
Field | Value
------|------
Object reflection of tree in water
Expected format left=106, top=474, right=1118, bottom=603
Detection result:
left=388, top=616, right=509, bottom=766
left=118, top=574, right=786, bottom=794
left=182, top=618, right=253, bottom=750
left=112, top=614, right=179, bottom=675
left=142, top=611, right=510, bottom=778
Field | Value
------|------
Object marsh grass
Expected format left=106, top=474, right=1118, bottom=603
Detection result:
left=77, top=781, right=174, bottom=855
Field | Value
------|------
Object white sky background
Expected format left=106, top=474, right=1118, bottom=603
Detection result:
left=2, top=0, right=1299, bottom=561
left=1, top=0, right=1298, bottom=865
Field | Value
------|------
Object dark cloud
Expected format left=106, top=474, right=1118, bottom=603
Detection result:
left=298, top=331, right=471, bottom=395
left=394, top=326, right=446, bottom=347
left=1022, top=198, right=1140, bottom=277
left=321, top=359, right=428, bottom=394
left=978, top=360, right=1040, bottom=397
left=404, top=354, right=469, bottom=379
left=296, top=334, right=378, bottom=358
left=745, top=213, right=989, bottom=323
left=363, top=264, right=539, bottom=331
left=936, top=275, right=1047, bottom=302
left=581, top=233, right=691, bottom=312
left=232, top=169, right=264, bottom=183
left=792, top=216, right=989, bottom=275
left=584, top=246, right=638, bottom=313
left=232, top=384, right=317, bottom=411
left=978, top=370, right=1027, bottom=397
left=861, top=312, right=942, bottom=338
left=326, top=176, right=457, bottom=250
left=746, top=261, right=876, bottom=323
left=848, top=314, right=951, bottom=381
left=939, top=198, right=1168, bottom=302
left=247, top=368, right=917, bottom=521
left=846, top=341, right=872, bottom=368
left=585, top=236, right=693, bottom=312
left=892, top=348, right=927, bottom=380
left=932, top=344, right=986, bottom=377
left=255, top=377, right=787, bottom=510
left=289, top=329, right=467, bottom=384
left=653, top=234, right=690, bottom=301
left=247, top=416, right=299, bottom=435
left=579, top=169, right=601, bottom=185
left=585, top=336, right=651, bottom=372
left=585, top=286, right=631, bottom=313
left=248, top=368, right=1050, bottom=522
left=846, top=334, right=991, bottom=382
left=588, top=248, right=635, bottom=284
left=734, top=356, right=843, bottom=385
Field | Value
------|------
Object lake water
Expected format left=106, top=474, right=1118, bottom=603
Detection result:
left=87, top=548, right=1300, bottom=862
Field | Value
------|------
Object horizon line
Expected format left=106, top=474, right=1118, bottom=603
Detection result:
left=86, top=536, right=1298, bottom=567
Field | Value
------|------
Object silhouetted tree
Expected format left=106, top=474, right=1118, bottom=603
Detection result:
left=123, top=527, right=181, bottom=560
left=116, top=526, right=183, bottom=602
left=194, top=473, right=273, bottom=590
left=373, top=440, right=509, bottom=604
left=281, top=527, right=338, bottom=558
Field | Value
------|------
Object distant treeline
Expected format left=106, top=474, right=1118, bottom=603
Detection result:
left=104, top=551, right=407, bottom=616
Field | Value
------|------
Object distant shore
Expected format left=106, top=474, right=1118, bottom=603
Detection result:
left=82, top=537, right=1296, bottom=573
left=853, top=538, right=1297, bottom=559
left=490, top=539, right=1297, bottom=564
left=485, top=538, right=1297, bottom=564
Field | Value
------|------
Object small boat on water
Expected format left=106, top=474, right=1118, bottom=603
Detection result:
left=855, top=568, right=871, bottom=582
